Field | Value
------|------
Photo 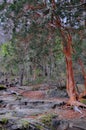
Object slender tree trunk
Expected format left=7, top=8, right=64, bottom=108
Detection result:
left=33, top=65, right=36, bottom=80
left=20, top=68, right=24, bottom=86
left=63, top=36, right=77, bottom=102
left=65, top=53, right=77, bottom=101
left=49, top=57, right=52, bottom=77
left=29, top=65, right=33, bottom=76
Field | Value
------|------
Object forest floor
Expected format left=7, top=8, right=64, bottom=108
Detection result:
left=0, top=83, right=86, bottom=130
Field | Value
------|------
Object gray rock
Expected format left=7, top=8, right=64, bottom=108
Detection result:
left=0, top=109, right=8, bottom=115
left=47, top=89, right=68, bottom=98
left=76, top=84, right=85, bottom=93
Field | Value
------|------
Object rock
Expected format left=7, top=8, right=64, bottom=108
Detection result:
left=47, top=88, right=68, bottom=98
left=8, top=90, right=19, bottom=96
left=0, top=85, right=6, bottom=90
left=0, top=83, right=86, bottom=130
left=68, top=127, right=81, bottom=130
left=71, top=120, right=86, bottom=130
left=0, top=100, right=3, bottom=103
left=0, top=109, right=8, bottom=115
left=11, top=125, right=19, bottom=130
left=59, top=120, right=69, bottom=130
left=51, top=119, right=60, bottom=129
left=76, top=84, right=85, bottom=93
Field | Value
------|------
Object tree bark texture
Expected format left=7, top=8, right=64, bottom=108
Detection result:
left=63, top=35, right=77, bottom=101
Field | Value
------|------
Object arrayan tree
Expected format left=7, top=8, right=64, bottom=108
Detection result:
left=50, top=0, right=86, bottom=107
left=0, top=0, right=86, bottom=108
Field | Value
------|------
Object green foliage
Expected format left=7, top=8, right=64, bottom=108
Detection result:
left=27, top=77, right=45, bottom=86
left=35, top=124, right=44, bottom=130
left=53, top=36, right=64, bottom=61
left=0, top=1, right=7, bottom=10
left=21, top=120, right=29, bottom=128
left=0, top=42, right=10, bottom=56
left=0, top=40, right=24, bottom=75
left=73, top=34, right=86, bottom=63
left=0, top=0, right=85, bottom=84
left=0, top=42, right=16, bottom=71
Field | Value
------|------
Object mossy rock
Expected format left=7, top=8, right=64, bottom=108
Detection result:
left=35, top=124, right=44, bottom=130
left=0, top=118, right=8, bottom=124
left=20, top=120, right=30, bottom=128
left=40, top=113, right=57, bottom=127
left=0, top=85, right=6, bottom=90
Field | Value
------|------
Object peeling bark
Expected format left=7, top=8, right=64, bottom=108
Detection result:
left=63, top=35, right=77, bottom=102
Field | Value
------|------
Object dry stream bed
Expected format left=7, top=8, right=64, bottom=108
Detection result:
left=0, top=84, right=86, bottom=130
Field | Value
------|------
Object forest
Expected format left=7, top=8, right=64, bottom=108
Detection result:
left=0, top=0, right=86, bottom=130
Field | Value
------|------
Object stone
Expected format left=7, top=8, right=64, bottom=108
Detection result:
left=51, top=119, right=60, bottom=130
left=76, top=84, right=85, bottom=93
left=0, top=84, right=86, bottom=130
left=0, top=85, right=6, bottom=90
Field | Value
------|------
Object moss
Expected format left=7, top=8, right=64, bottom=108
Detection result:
left=21, top=120, right=29, bottom=128
left=40, top=113, right=57, bottom=127
left=0, top=85, right=6, bottom=90
left=35, top=124, right=44, bottom=130
left=1, top=118, right=8, bottom=124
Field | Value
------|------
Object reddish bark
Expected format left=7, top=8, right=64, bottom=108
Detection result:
left=63, top=35, right=77, bottom=102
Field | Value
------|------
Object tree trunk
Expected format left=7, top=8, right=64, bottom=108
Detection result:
left=30, top=65, right=33, bottom=75
left=20, top=68, right=24, bottom=86
left=63, top=36, right=77, bottom=102
left=50, top=0, right=86, bottom=107
left=33, top=65, right=36, bottom=80
left=65, top=54, right=77, bottom=101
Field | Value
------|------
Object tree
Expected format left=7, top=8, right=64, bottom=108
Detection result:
left=0, top=0, right=86, bottom=107
left=0, top=39, right=29, bottom=86
left=49, top=0, right=86, bottom=107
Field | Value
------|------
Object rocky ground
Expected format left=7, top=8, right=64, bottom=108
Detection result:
left=0, top=83, right=86, bottom=130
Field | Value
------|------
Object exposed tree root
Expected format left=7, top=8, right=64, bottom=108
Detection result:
left=65, top=99, right=86, bottom=113
left=67, top=99, right=86, bottom=108
left=79, top=91, right=86, bottom=99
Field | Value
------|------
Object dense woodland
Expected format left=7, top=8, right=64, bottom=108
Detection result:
left=0, top=0, right=86, bottom=105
